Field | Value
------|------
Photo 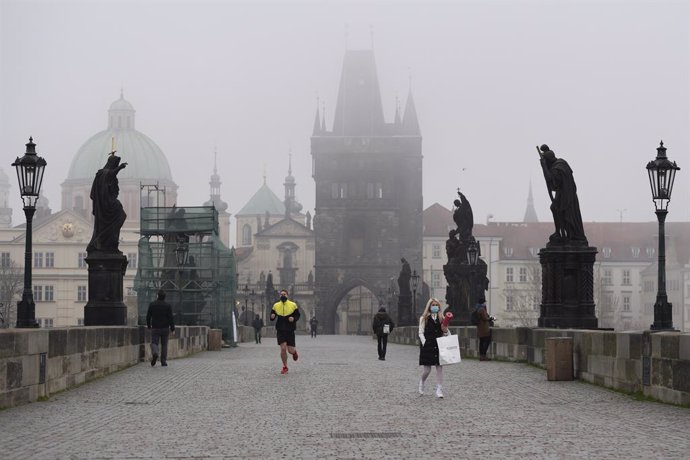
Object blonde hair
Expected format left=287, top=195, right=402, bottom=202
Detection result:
left=419, top=297, right=444, bottom=324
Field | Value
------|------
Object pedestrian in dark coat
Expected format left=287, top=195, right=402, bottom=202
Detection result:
left=146, top=290, right=175, bottom=367
left=476, top=298, right=494, bottom=361
left=309, top=316, right=319, bottom=338
left=252, top=314, right=264, bottom=344
left=418, top=298, right=449, bottom=398
left=372, top=307, right=395, bottom=360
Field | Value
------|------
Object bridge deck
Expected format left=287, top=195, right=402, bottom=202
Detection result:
left=0, top=335, right=688, bottom=459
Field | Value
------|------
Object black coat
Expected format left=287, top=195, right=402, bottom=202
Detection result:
left=372, top=312, right=394, bottom=336
left=146, top=300, right=175, bottom=331
left=419, top=316, right=443, bottom=366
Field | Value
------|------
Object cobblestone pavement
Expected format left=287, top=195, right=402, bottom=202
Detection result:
left=1, top=335, right=688, bottom=459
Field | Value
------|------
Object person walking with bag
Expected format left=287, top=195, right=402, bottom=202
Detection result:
left=418, top=298, right=449, bottom=398
left=372, top=307, right=394, bottom=360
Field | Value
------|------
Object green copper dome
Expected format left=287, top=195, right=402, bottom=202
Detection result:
left=65, top=92, right=173, bottom=183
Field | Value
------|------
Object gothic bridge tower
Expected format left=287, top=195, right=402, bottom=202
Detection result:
left=311, top=49, right=423, bottom=333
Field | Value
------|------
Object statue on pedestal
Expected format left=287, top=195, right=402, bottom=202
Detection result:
left=84, top=150, right=129, bottom=326
left=538, top=144, right=587, bottom=245
left=87, top=153, right=128, bottom=254
left=398, top=257, right=411, bottom=297
left=443, top=190, right=489, bottom=325
left=537, top=144, right=598, bottom=329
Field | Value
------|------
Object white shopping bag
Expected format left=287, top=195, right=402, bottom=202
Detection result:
left=437, top=334, right=461, bottom=366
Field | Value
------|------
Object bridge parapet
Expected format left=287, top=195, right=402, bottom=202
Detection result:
left=388, top=326, right=690, bottom=406
left=0, top=325, right=208, bottom=409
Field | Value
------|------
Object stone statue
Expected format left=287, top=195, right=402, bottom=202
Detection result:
left=445, top=229, right=461, bottom=262
left=538, top=144, right=587, bottom=244
left=87, top=154, right=128, bottom=253
left=453, top=191, right=473, bottom=243
left=305, top=211, right=312, bottom=230
left=398, top=257, right=411, bottom=297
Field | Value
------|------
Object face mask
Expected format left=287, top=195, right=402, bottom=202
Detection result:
left=280, top=295, right=287, bottom=302
left=430, top=306, right=439, bottom=313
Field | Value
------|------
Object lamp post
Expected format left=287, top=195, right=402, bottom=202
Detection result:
left=259, top=292, right=265, bottom=321
left=12, top=137, right=46, bottom=328
left=411, top=269, right=420, bottom=322
left=242, top=284, right=250, bottom=326
left=646, top=141, right=680, bottom=330
left=250, top=289, right=256, bottom=323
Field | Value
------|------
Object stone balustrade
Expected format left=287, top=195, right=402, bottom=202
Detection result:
left=388, top=326, right=690, bottom=406
left=0, top=326, right=208, bottom=409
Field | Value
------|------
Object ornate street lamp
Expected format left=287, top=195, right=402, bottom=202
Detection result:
left=411, top=269, right=420, bottom=321
left=250, top=289, right=256, bottom=322
left=12, top=137, right=46, bottom=328
left=175, top=238, right=189, bottom=268
left=647, top=141, right=680, bottom=330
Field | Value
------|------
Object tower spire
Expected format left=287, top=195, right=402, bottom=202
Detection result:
left=321, top=101, right=326, bottom=132
left=523, top=180, right=539, bottom=222
left=312, top=96, right=321, bottom=135
left=402, top=85, right=420, bottom=135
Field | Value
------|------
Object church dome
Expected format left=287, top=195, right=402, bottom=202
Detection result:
left=109, top=97, right=134, bottom=112
left=64, top=92, right=174, bottom=183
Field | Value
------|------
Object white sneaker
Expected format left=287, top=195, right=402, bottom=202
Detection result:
left=435, top=385, right=444, bottom=399
left=418, top=380, right=424, bottom=395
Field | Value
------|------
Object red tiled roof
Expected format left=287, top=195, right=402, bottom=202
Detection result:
left=423, top=203, right=453, bottom=237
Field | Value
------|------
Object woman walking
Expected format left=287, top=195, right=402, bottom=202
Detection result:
left=418, top=298, right=449, bottom=398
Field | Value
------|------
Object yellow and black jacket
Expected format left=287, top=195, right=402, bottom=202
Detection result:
left=271, top=299, right=300, bottom=332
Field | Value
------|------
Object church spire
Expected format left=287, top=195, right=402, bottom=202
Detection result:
left=283, top=149, right=302, bottom=218
left=204, top=147, right=228, bottom=212
left=523, top=180, right=539, bottom=223
left=321, top=101, right=326, bottom=132
left=312, top=97, right=321, bottom=135
left=394, top=95, right=402, bottom=126
left=402, top=86, right=420, bottom=135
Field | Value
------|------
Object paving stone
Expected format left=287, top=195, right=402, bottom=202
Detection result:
left=0, top=335, right=688, bottom=459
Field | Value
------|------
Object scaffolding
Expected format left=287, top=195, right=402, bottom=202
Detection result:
left=134, top=204, right=236, bottom=340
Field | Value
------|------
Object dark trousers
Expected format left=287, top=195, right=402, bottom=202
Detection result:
left=479, top=335, right=492, bottom=356
left=311, top=328, right=317, bottom=338
left=151, top=328, right=170, bottom=363
left=254, top=330, right=262, bottom=344
left=377, top=334, right=388, bottom=358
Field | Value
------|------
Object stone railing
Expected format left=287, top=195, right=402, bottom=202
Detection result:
left=389, top=326, right=690, bottom=406
left=0, top=325, right=208, bottom=409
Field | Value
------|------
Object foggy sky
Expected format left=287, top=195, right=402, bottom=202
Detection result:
left=1, top=0, right=689, bottom=235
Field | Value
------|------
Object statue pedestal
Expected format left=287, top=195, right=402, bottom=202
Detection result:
left=538, top=245, right=598, bottom=329
left=398, top=295, right=412, bottom=326
left=443, top=260, right=487, bottom=326
left=84, top=252, right=128, bottom=326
